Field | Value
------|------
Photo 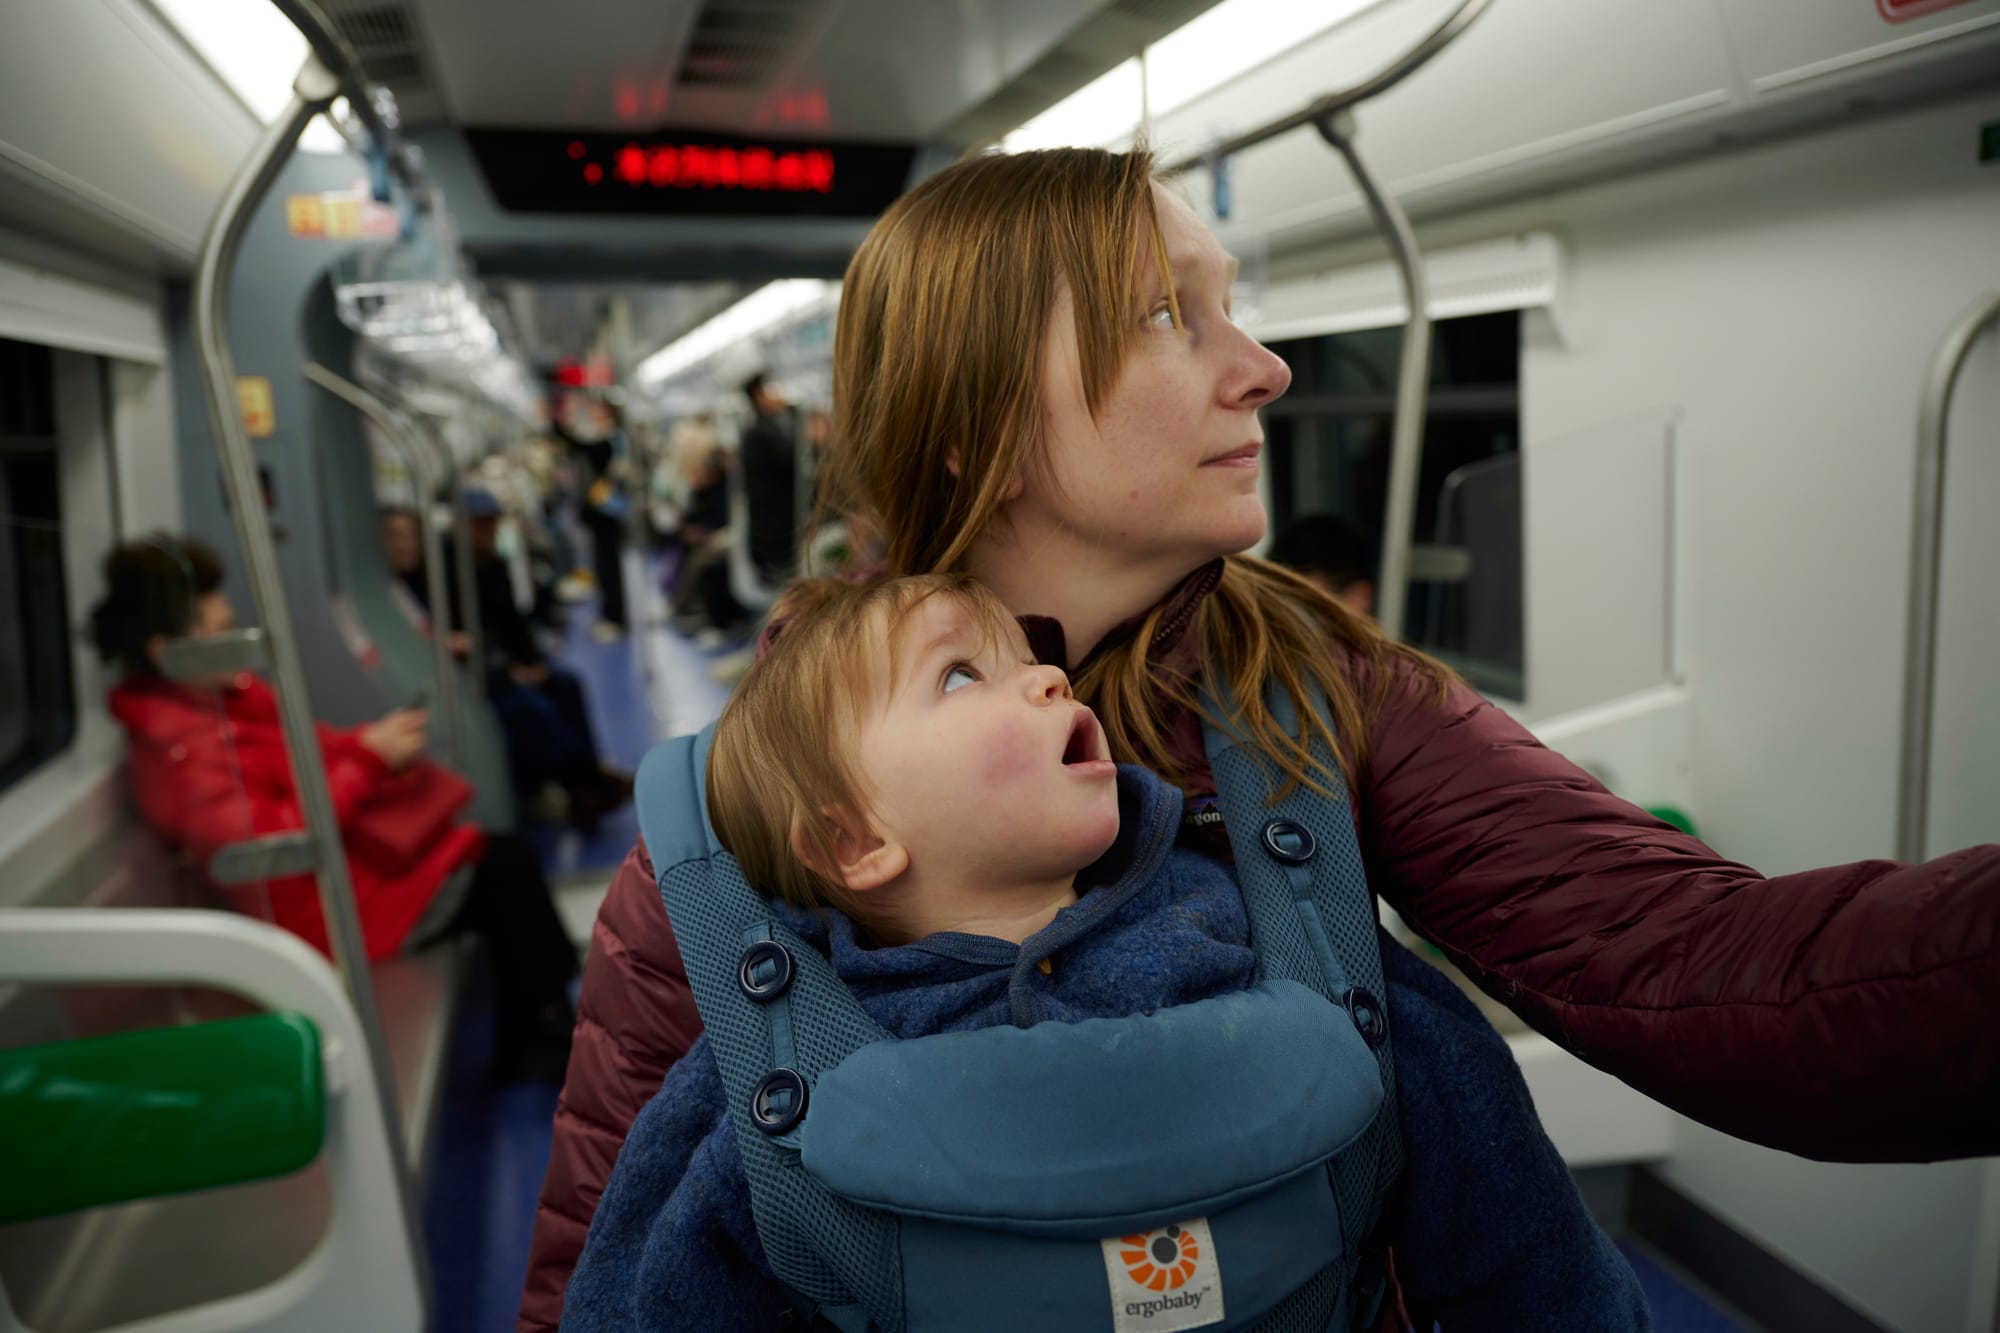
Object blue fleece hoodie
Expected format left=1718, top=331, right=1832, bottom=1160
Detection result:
left=563, top=767, right=1648, bottom=1331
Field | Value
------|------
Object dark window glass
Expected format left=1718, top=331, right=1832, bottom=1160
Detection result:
left=1264, top=311, right=1523, bottom=699
left=0, top=337, right=77, bottom=793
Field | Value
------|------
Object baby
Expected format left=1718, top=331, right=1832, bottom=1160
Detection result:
left=564, top=574, right=1648, bottom=1331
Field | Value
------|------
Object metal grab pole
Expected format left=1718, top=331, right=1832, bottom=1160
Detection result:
left=413, top=413, right=488, bottom=706
left=193, top=55, right=431, bottom=1322
left=1315, top=113, right=1431, bottom=642
left=1896, top=291, right=2000, bottom=863
left=302, top=363, right=467, bottom=768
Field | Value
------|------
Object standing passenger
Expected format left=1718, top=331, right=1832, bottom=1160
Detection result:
left=738, top=372, right=800, bottom=583
left=517, top=148, right=2000, bottom=1331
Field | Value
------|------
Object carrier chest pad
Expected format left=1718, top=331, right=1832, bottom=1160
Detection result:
left=802, top=978, right=1384, bottom=1237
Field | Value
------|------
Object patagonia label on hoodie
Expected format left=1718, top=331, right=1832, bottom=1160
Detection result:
left=1101, top=1219, right=1224, bottom=1332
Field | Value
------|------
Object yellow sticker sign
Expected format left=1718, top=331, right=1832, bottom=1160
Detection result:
left=236, top=376, right=276, bottom=438
left=284, top=193, right=326, bottom=237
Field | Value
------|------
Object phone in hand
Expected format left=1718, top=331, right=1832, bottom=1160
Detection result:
left=408, top=686, right=431, bottom=711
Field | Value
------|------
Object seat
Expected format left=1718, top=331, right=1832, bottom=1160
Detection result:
left=0, top=817, right=467, bottom=1332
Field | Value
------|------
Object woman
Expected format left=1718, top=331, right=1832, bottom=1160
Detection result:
left=517, top=148, right=1999, bottom=1328
left=91, top=535, right=580, bottom=1082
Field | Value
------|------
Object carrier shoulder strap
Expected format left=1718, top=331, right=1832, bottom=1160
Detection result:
left=1197, top=676, right=1404, bottom=1273
left=634, top=729, right=905, bottom=1330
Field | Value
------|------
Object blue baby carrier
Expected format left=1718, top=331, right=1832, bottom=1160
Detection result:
left=634, top=681, right=1402, bottom=1332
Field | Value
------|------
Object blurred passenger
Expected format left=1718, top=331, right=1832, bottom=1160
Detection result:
left=1268, top=512, right=1374, bottom=618
left=380, top=503, right=631, bottom=831
left=739, top=372, right=800, bottom=583
left=90, top=535, right=578, bottom=1081
left=649, top=412, right=723, bottom=595
left=563, top=396, right=632, bottom=641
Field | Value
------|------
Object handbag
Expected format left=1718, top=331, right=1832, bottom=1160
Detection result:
left=347, top=758, right=475, bottom=873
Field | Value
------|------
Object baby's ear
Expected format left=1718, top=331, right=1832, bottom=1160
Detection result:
left=792, top=806, right=908, bottom=894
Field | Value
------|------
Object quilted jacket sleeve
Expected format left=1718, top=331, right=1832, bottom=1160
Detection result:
left=1359, top=656, right=2000, bottom=1162
left=518, top=838, right=706, bottom=1332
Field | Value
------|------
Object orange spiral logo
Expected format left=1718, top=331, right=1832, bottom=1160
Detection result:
left=1119, top=1224, right=1201, bottom=1291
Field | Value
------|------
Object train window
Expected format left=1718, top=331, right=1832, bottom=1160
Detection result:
left=1265, top=311, right=1523, bottom=700
left=0, top=337, right=78, bottom=794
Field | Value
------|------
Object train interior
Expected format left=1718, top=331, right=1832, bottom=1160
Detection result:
left=0, top=0, right=1996, bottom=1329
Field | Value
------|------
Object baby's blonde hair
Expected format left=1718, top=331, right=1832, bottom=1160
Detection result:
left=706, top=573, right=1019, bottom=914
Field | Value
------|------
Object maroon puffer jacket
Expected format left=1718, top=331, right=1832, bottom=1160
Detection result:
left=518, top=607, right=2000, bottom=1332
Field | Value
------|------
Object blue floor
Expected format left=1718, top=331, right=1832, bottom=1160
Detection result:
left=424, top=983, right=561, bottom=1333
left=1618, top=1239, right=1753, bottom=1332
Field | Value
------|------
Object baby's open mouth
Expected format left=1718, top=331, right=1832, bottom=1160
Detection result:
left=1063, top=710, right=1105, bottom=765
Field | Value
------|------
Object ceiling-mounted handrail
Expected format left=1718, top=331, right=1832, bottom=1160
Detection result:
left=269, top=0, right=423, bottom=192
left=1160, top=0, right=1488, bottom=640
left=1160, top=0, right=1494, bottom=176
left=1315, top=112, right=1427, bottom=639
left=303, top=362, right=470, bottom=766
left=1897, top=290, right=2000, bottom=863
left=1156, top=0, right=1493, bottom=640
left=193, top=54, right=430, bottom=1322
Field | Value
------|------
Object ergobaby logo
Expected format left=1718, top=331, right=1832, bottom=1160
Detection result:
left=1100, top=1218, right=1224, bottom=1332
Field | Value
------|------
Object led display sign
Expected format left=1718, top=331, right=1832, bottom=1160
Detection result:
left=464, top=129, right=918, bottom=218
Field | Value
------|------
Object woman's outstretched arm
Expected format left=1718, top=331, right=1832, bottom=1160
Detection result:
left=1357, top=655, right=1998, bottom=1162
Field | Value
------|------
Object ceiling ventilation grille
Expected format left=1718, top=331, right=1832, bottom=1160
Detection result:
left=317, top=0, right=435, bottom=111
left=676, top=0, right=816, bottom=88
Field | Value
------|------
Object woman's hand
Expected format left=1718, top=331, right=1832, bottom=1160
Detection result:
left=360, top=709, right=429, bottom=770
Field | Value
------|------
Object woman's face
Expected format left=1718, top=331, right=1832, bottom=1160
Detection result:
left=1017, top=186, right=1291, bottom=578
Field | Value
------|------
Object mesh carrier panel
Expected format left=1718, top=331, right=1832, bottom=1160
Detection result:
left=1204, top=690, right=1403, bottom=1267
left=657, top=851, right=907, bottom=1328
left=651, top=677, right=1399, bottom=1333
left=1246, top=1258, right=1348, bottom=1332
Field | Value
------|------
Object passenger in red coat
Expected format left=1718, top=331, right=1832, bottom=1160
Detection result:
left=91, top=535, right=580, bottom=1081
left=517, top=149, right=2000, bottom=1330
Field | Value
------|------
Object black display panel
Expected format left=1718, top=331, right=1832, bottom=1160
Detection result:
left=464, top=128, right=918, bottom=218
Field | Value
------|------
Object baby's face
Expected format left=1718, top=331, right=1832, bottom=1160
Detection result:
left=852, top=595, right=1121, bottom=894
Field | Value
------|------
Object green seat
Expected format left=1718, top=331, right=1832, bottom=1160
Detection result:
left=1645, top=806, right=1699, bottom=838
left=0, top=1012, right=324, bottom=1224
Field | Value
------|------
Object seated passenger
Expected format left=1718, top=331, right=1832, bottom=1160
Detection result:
left=561, top=575, right=1646, bottom=1330
left=89, top=535, right=581, bottom=1082
left=1269, top=512, right=1374, bottom=618
left=381, top=502, right=631, bottom=831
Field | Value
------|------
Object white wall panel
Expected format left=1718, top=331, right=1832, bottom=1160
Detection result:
left=1711, top=0, right=2000, bottom=95
left=1509, top=90, right=2000, bottom=1333
left=0, top=0, right=256, bottom=266
left=0, top=250, right=165, bottom=363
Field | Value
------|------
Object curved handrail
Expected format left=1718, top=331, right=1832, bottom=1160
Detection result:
left=1315, top=113, right=1428, bottom=639
left=1160, top=0, right=1494, bottom=174
left=386, top=397, right=488, bottom=708
left=189, top=60, right=427, bottom=1317
left=1896, top=290, right=2000, bottom=862
left=1157, top=0, right=1493, bottom=640
left=302, top=362, right=467, bottom=768
left=268, top=0, right=423, bottom=193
